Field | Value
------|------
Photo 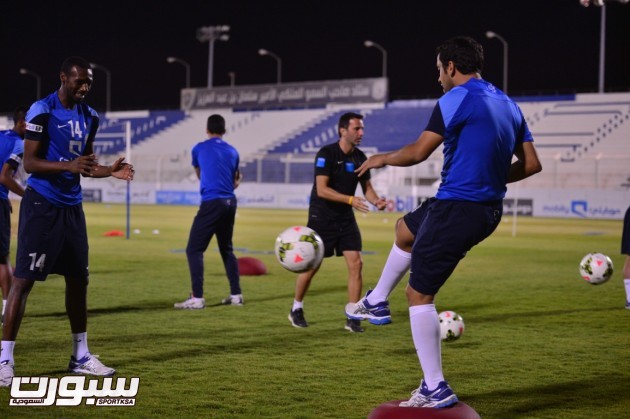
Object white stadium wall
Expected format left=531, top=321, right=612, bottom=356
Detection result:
left=66, top=92, right=630, bottom=220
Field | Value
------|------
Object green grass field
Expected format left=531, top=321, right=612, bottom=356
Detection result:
left=0, top=203, right=628, bottom=418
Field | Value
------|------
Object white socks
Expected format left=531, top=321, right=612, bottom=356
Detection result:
left=366, top=244, right=411, bottom=305
left=625, top=279, right=630, bottom=302
left=409, top=304, right=444, bottom=390
left=2, top=334, right=90, bottom=366
left=0, top=341, right=15, bottom=365
left=2, top=299, right=5, bottom=318
left=72, top=332, right=89, bottom=360
left=292, top=300, right=303, bottom=311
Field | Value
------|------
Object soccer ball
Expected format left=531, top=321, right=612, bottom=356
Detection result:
left=274, top=226, right=325, bottom=273
left=439, top=311, right=465, bottom=342
left=579, top=252, right=613, bottom=285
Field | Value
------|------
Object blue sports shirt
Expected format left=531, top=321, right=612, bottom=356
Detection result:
left=0, top=129, right=23, bottom=200
left=192, top=137, right=240, bottom=201
left=24, top=92, right=99, bottom=206
left=425, top=78, right=533, bottom=202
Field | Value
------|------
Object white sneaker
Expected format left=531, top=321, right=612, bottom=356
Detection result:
left=399, top=380, right=458, bottom=408
left=68, top=353, right=116, bottom=376
left=221, top=294, right=244, bottom=306
left=0, top=361, right=14, bottom=387
left=174, top=295, right=206, bottom=309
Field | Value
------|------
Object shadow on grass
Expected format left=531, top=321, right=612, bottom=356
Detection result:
left=468, top=375, right=630, bottom=416
left=472, top=305, right=625, bottom=323
left=27, top=301, right=173, bottom=319
left=25, top=285, right=348, bottom=320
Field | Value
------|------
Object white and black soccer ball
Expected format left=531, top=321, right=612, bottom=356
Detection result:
left=579, top=252, right=614, bottom=285
left=439, top=310, right=465, bottom=342
left=274, top=226, right=325, bottom=273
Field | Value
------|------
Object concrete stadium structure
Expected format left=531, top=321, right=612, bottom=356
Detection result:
left=2, top=92, right=628, bottom=219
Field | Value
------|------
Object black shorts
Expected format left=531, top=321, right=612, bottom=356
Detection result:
left=186, top=198, right=237, bottom=253
left=14, top=187, right=89, bottom=281
left=622, top=206, right=630, bottom=255
left=0, top=199, right=11, bottom=260
left=307, top=215, right=361, bottom=257
left=406, top=198, right=502, bottom=295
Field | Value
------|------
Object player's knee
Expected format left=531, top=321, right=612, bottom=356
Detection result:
left=9, top=277, right=35, bottom=297
left=395, top=218, right=414, bottom=251
left=348, top=257, right=363, bottom=273
left=405, top=283, right=434, bottom=305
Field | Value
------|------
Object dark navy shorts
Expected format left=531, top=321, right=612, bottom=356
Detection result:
left=308, top=215, right=361, bottom=258
left=622, top=206, right=630, bottom=255
left=405, top=198, right=502, bottom=295
left=0, top=199, right=11, bottom=260
left=14, top=187, right=89, bottom=282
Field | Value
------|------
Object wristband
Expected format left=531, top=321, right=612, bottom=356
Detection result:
left=348, top=196, right=353, bottom=205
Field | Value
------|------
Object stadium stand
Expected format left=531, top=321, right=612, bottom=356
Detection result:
left=99, top=93, right=629, bottom=190
left=94, top=110, right=186, bottom=155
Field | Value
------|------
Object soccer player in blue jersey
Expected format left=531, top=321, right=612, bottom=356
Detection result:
left=287, top=112, right=387, bottom=332
left=174, top=114, right=244, bottom=309
left=0, top=106, right=27, bottom=322
left=353, top=37, right=542, bottom=407
left=0, top=57, right=134, bottom=387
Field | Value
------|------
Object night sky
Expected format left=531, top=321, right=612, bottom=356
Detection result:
left=1, top=0, right=629, bottom=113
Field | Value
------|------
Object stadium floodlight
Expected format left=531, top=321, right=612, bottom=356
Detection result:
left=19, top=68, right=41, bottom=99
left=89, top=62, right=112, bottom=112
left=363, top=40, right=388, bottom=78
left=228, top=71, right=236, bottom=87
left=580, top=0, right=629, bottom=93
left=258, top=49, right=282, bottom=84
left=581, top=0, right=629, bottom=6
left=196, top=25, right=230, bottom=88
left=166, top=56, right=191, bottom=88
left=485, top=31, right=508, bottom=94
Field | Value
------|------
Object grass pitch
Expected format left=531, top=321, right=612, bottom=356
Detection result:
left=0, top=203, right=628, bottom=418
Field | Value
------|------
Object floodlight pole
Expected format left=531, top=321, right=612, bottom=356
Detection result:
left=485, top=31, right=508, bottom=93
left=598, top=4, right=606, bottom=93
left=89, top=62, right=112, bottom=112
left=581, top=0, right=630, bottom=93
left=166, top=56, right=191, bottom=88
left=363, top=40, right=388, bottom=78
left=258, top=49, right=282, bottom=84
left=197, top=25, right=230, bottom=88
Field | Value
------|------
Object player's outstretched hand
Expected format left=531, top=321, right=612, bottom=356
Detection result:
left=355, top=154, right=386, bottom=177
left=110, top=157, right=135, bottom=181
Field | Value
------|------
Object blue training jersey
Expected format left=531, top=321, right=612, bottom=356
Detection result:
left=425, top=78, right=533, bottom=202
left=0, top=129, right=23, bottom=200
left=192, top=137, right=240, bottom=201
left=24, top=91, right=99, bottom=206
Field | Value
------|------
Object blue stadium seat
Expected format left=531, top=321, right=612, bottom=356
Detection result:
left=94, top=110, right=187, bottom=155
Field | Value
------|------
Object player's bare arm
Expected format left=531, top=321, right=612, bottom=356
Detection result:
left=23, top=139, right=97, bottom=175
left=355, top=131, right=443, bottom=177
left=315, top=175, right=370, bottom=213
left=234, top=169, right=243, bottom=189
left=507, top=141, right=542, bottom=183
left=0, top=162, right=25, bottom=197
left=90, top=156, right=135, bottom=181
